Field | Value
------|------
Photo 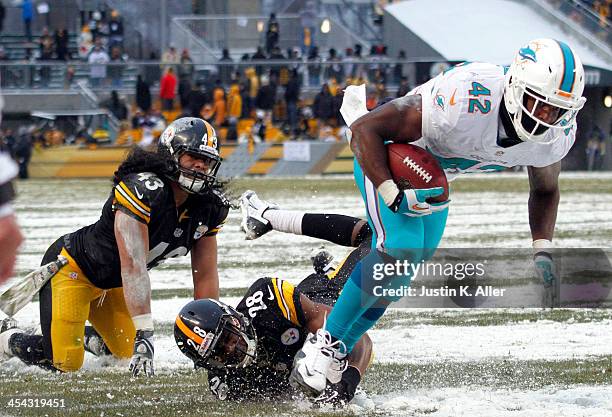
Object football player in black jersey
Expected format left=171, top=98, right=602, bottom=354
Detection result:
left=0, top=117, right=229, bottom=376
left=174, top=197, right=376, bottom=405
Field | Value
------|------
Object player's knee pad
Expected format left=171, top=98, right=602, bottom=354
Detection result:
left=53, top=345, right=85, bottom=372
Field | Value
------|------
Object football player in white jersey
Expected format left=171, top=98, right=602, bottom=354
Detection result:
left=289, top=38, right=586, bottom=396
left=0, top=153, right=22, bottom=284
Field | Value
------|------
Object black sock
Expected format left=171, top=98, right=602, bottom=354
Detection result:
left=302, top=214, right=370, bottom=247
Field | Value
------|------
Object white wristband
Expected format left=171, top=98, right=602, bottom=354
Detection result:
left=533, top=239, right=553, bottom=252
left=132, top=313, right=154, bottom=331
left=377, top=179, right=400, bottom=207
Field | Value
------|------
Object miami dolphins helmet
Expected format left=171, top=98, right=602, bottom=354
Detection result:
left=504, top=39, right=586, bottom=144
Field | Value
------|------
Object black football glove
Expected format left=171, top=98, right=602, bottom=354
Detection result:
left=129, top=329, right=155, bottom=377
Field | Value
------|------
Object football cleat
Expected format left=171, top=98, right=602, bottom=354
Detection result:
left=289, top=327, right=347, bottom=396
left=239, top=190, right=279, bottom=240
left=0, top=317, right=20, bottom=358
left=83, top=326, right=111, bottom=356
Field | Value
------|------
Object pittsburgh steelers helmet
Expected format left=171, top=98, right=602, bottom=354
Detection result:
left=159, top=117, right=221, bottom=194
left=504, top=38, right=586, bottom=144
left=174, top=299, right=257, bottom=369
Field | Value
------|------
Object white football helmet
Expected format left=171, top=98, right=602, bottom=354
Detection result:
left=504, top=38, right=586, bottom=144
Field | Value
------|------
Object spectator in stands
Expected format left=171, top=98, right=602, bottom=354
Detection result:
left=265, top=13, right=280, bottom=54
left=219, top=48, right=234, bottom=86
left=21, top=0, right=34, bottom=42
left=268, top=46, right=286, bottom=83
left=88, top=40, right=110, bottom=88
left=38, top=27, right=53, bottom=87
left=108, top=46, right=125, bottom=88
left=307, top=46, right=322, bottom=87
left=55, top=27, right=69, bottom=61
left=0, top=1, right=5, bottom=35
left=300, top=0, right=317, bottom=54
left=135, top=74, right=151, bottom=112
left=325, top=48, right=344, bottom=84
left=313, top=83, right=334, bottom=130
left=586, top=124, right=607, bottom=171
left=178, top=49, right=194, bottom=82
left=79, top=25, right=93, bottom=59
left=244, top=66, right=259, bottom=115
left=212, top=81, right=227, bottom=127
left=284, top=69, right=301, bottom=137
left=396, top=76, right=410, bottom=97
left=178, top=49, right=194, bottom=109
left=227, top=83, right=242, bottom=123
left=255, top=74, right=275, bottom=123
left=186, top=81, right=207, bottom=118
left=103, top=90, right=128, bottom=121
left=108, top=9, right=124, bottom=50
left=251, top=45, right=266, bottom=76
left=14, top=128, right=32, bottom=179
left=160, top=67, right=177, bottom=110
left=162, top=44, right=180, bottom=71
left=95, top=13, right=110, bottom=47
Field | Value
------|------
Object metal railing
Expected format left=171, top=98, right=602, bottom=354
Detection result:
left=0, top=59, right=446, bottom=91
left=170, top=14, right=370, bottom=56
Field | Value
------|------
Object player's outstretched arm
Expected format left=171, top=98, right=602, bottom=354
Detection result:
left=350, top=95, right=423, bottom=188
left=527, top=162, right=561, bottom=242
left=191, top=235, right=220, bottom=300
left=528, top=162, right=561, bottom=307
left=114, top=210, right=155, bottom=376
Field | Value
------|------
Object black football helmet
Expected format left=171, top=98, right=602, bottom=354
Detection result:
left=174, top=299, right=257, bottom=369
left=159, top=117, right=221, bottom=194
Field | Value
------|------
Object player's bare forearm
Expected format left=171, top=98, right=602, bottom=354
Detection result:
left=347, top=333, right=373, bottom=375
left=527, top=163, right=561, bottom=241
left=350, top=95, right=423, bottom=187
left=192, top=236, right=220, bottom=299
left=0, top=213, right=23, bottom=283
left=115, top=211, right=152, bottom=316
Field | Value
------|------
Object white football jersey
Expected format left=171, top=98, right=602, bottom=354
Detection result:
left=410, top=62, right=575, bottom=180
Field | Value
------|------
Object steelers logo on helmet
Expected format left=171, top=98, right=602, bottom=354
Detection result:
left=174, top=299, right=257, bottom=370
left=159, top=117, right=222, bottom=194
left=503, top=38, right=586, bottom=144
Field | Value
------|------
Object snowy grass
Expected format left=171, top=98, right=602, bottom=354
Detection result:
left=2, top=175, right=611, bottom=416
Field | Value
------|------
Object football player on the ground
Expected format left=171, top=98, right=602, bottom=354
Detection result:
left=174, top=206, right=374, bottom=405
left=0, top=118, right=229, bottom=376
left=288, top=38, right=587, bottom=396
left=0, top=152, right=23, bottom=284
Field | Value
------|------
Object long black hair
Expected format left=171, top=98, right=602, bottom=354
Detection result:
left=113, top=145, right=229, bottom=194
left=113, top=145, right=176, bottom=185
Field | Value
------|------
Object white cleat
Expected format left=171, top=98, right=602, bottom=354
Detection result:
left=0, top=317, right=20, bottom=358
left=239, top=190, right=279, bottom=240
left=289, top=327, right=347, bottom=396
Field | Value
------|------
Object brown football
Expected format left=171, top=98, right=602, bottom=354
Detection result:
left=387, top=143, right=449, bottom=203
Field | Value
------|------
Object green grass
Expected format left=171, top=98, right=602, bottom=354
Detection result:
left=375, top=309, right=612, bottom=328
left=1, top=357, right=610, bottom=417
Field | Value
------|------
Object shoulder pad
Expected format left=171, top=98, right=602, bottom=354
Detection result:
left=114, top=172, right=168, bottom=224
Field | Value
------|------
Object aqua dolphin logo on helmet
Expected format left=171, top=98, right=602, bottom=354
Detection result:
left=504, top=38, right=586, bottom=144
left=518, top=46, right=537, bottom=63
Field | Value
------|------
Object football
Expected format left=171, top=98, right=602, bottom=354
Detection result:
left=387, top=143, right=449, bottom=203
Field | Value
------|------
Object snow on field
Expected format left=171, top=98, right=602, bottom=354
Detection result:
left=2, top=176, right=611, bottom=416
